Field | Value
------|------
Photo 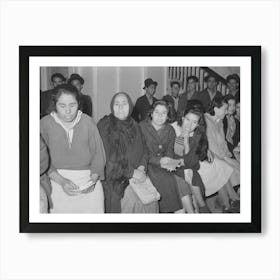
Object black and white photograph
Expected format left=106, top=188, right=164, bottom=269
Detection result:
left=39, top=66, right=241, bottom=215
left=4, top=0, right=280, bottom=279
left=20, top=46, right=260, bottom=233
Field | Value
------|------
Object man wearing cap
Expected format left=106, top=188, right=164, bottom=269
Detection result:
left=226, top=74, right=240, bottom=103
left=195, top=74, right=223, bottom=112
left=40, top=72, right=66, bottom=118
left=68, top=73, right=93, bottom=117
left=131, top=78, right=158, bottom=122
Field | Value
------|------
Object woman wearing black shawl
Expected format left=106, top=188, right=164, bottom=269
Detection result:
left=97, top=92, right=158, bottom=213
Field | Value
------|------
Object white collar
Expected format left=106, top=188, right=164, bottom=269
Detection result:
left=51, top=110, right=83, bottom=148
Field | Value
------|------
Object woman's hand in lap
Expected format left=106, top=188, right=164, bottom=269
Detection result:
left=161, top=158, right=182, bottom=172
left=90, top=173, right=99, bottom=184
left=160, top=157, right=172, bottom=165
left=133, top=168, right=146, bottom=183
left=61, top=178, right=79, bottom=196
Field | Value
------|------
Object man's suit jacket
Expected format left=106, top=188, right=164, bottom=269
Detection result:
left=162, top=92, right=200, bottom=122
left=195, top=89, right=223, bottom=112
left=131, top=95, right=158, bottom=122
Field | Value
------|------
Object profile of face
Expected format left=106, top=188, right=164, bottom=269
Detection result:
left=146, top=84, right=156, bottom=96
left=207, top=77, right=217, bottom=91
left=227, top=99, right=236, bottom=115
left=56, top=93, right=79, bottom=123
left=71, top=79, right=83, bottom=93
left=182, top=112, right=200, bottom=133
left=187, top=79, right=197, bottom=92
left=113, top=94, right=130, bottom=120
left=228, top=79, right=239, bottom=92
left=236, top=102, right=240, bottom=118
left=151, top=104, right=168, bottom=127
left=171, top=84, right=180, bottom=97
left=214, top=103, right=228, bottom=119
left=52, top=77, right=64, bottom=88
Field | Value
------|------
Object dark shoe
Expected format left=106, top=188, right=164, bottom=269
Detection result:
left=230, top=200, right=240, bottom=213
left=199, top=205, right=211, bottom=213
left=223, top=207, right=233, bottom=213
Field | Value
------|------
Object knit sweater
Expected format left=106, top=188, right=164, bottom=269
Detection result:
left=40, top=113, right=106, bottom=179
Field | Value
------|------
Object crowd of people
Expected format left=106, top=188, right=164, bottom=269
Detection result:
left=40, top=70, right=240, bottom=214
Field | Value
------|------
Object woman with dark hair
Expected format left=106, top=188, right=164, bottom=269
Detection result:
left=97, top=92, right=159, bottom=213
left=223, top=94, right=240, bottom=156
left=172, top=104, right=237, bottom=213
left=205, top=95, right=240, bottom=212
left=140, top=100, right=194, bottom=213
left=40, top=84, right=106, bottom=213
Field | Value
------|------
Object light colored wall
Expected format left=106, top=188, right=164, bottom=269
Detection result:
left=40, top=66, right=167, bottom=122
left=144, top=67, right=167, bottom=99
left=96, top=67, right=118, bottom=122
left=119, top=67, right=144, bottom=104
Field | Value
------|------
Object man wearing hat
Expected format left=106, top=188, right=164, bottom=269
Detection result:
left=195, top=74, right=223, bottom=112
left=40, top=72, right=66, bottom=118
left=68, top=73, right=93, bottom=117
left=131, top=78, right=158, bottom=122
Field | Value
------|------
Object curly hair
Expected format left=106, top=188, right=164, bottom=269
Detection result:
left=148, top=100, right=172, bottom=123
left=207, top=95, right=227, bottom=116
left=187, top=75, right=199, bottom=83
left=51, top=73, right=66, bottom=82
left=178, top=105, right=208, bottom=161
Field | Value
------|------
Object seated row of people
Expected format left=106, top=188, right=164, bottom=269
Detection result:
left=40, top=83, right=240, bottom=214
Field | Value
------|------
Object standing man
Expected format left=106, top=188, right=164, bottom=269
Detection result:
left=195, top=74, right=223, bottom=112
left=131, top=78, right=158, bottom=122
left=177, top=76, right=200, bottom=117
left=162, top=80, right=181, bottom=122
left=226, top=74, right=240, bottom=103
left=40, top=73, right=66, bottom=118
left=68, top=73, right=93, bottom=117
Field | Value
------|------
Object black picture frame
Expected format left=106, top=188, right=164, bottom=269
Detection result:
left=20, top=46, right=261, bottom=233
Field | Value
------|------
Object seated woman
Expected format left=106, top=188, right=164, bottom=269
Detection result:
left=97, top=92, right=159, bottom=213
left=223, top=94, right=240, bottom=156
left=40, top=135, right=52, bottom=213
left=205, top=96, right=240, bottom=212
left=140, top=100, right=194, bottom=213
left=172, top=103, right=238, bottom=213
left=40, top=84, right=106, bottom=213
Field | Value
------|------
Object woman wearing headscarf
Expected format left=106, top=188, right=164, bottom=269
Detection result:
left=97, top=92, right=159, bottom=213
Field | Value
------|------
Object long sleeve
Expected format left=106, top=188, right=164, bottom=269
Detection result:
left=85, top=95, right=93, bottom=117
left=89, top=122, right=106, bottom=180
left=40, top=117, right=57, bottom=174
left=131, top=100, right=140, bottom=122
left=165, top=128, right=175, bottom=158
left=40, top=135, right=49, bottom=175
left=182, top=135, right=200, bottom=169
left=206, top=117, right=231, bottom=159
